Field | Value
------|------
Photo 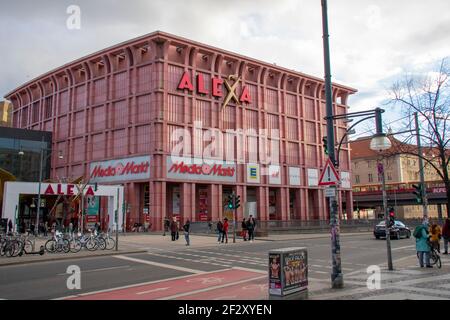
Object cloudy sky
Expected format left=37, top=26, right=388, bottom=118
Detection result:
left=1, top=0, right=449, bottom=135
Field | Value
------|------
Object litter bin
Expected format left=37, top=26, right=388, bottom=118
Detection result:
left=268, top=247, right=308, bottom=300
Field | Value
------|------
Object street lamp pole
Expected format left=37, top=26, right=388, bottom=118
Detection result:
left=414, top=112, right=428, bottom=220
left=370, top=108, right=393, bottom=270
left=378, top=161, right=393, bottom=270
left=321, top=0, right=343, bottom=289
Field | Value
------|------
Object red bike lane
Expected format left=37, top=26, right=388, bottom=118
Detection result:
left=66, top=268, right=267, bottom=300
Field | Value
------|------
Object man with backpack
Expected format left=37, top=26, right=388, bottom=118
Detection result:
left=414, top=220, right=432, bottom=268
left=246, top=215, right=256, bottom=242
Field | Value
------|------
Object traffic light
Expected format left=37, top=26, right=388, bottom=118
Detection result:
left=227, top=194, right=234, bottom=209
left=412, top=184, right=423, bottom=204
left=235, top=195, right=241, bottom=209
left=388, top=208, right=395, bottom=228
left=322, top=136, right=328, bottom=155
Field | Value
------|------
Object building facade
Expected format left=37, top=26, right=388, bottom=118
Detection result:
left=4, top=31, right=356, bottom=230
left=351, top=137, right=444, bottom=219
left=0, top=101, right=12, bottom=127
left=0, top=127, right=52, bottom=220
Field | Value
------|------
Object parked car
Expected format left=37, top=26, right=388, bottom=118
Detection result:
left=374, top=220, right=411, bottom=240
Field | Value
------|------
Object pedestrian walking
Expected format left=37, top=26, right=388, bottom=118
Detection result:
left=207, top=220, right=213, bottom=234
left=442, top=218, right=450, bottom=255
left=429, top=221, right=442, bottom=253
left=170, top=217, right=178, bottom=241
left=246, top=215, right=256, bottom=242
left=44, top=221, right=48, bottom=237
left=216, top=220, right=223, bottom=242
left=7, top=219, right=13, bottom=234
left=414, top=220, right=432, bottom=268
left=241, top=218, right=248, bottom=241
left=221, top=218, right=229, bottom=244
left=183, top=219, right=191, bottom=246
left=163, top=216, right=170, bottom=236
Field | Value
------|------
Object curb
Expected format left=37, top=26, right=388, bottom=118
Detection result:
left=255, top=232, right=372, bottom=242
left=0, top=249, right=147, bottom=267
left=189, top=231, right=372, bottom=242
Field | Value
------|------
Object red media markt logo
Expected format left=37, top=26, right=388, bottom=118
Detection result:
left=169, top=161, right=235, bottom=177
left=91, top=161, right=150, bottom=178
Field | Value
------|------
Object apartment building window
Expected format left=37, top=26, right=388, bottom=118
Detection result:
left=355, top=175, right=360, bottom=184
left=368, top=173, right=373, bottom=182
left=387, top=172, right=392, bottom=181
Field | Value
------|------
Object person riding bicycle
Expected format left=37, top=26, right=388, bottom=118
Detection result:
left=429, top=222, right=442, bottom=253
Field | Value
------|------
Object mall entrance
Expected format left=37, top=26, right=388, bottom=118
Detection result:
left=2, top=182, right=124, bottom=233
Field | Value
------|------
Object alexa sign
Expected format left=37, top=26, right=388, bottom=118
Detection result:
left=44, top=183, right=95, bottom=196
left=178, top=72, right=252, bottom=108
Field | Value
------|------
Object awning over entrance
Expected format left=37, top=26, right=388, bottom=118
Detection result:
left=2, top=181, right=124, bottom=232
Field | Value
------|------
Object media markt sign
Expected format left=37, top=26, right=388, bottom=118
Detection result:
left=89, top=156, right=151, bottom=183
left=167, top=156, right=236, bottom=183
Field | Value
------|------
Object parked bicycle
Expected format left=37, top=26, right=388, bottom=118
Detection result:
left=97, top=230, right=116, bottom=250
left=45, top=230, right=70, bottom=253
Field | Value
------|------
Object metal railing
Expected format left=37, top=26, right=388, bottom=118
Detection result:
left=188, top=218, right=426, bottom=235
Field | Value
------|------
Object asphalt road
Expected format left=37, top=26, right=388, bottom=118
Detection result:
left=0, top=234, right=417, bottom=299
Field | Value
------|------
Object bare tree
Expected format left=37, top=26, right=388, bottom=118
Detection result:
left=389, top=58, right=450, bottom=217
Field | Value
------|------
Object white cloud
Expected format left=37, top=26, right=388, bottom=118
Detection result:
left=1, top=0, right=449, bottom=132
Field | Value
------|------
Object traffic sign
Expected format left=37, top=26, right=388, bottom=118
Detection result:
left=324, top=187, right=336, bottom=198
left=318, top=159, right=340, bottom=186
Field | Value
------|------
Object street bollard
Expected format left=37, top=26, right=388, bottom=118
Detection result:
left=268, top=247, right=308, bottom=300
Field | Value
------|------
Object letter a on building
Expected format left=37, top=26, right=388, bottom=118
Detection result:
left=318, top=159, right=340, bottom=186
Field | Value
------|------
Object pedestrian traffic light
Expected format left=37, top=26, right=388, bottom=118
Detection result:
left=412, top=184, right=423, bottom=204
left=235, top=195, right=241, bottom=209
left=322, top=136, right=328, bottom=155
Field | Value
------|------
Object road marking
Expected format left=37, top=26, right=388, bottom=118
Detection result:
left=53, top=267, right=231, bottom=300
left=146, top=252, right=232, bottom=267
left=392, top=245, right=415, bottom=251
left=56, top=265, right=130, bottom=276
left=233, top=266, right=266, bottom=274
left=113, top=255, right=205, bottom=274
left=185, top=249, right=266, bottom=263
left=159, top=275, right=267, bottom=300
left=136, top=287, right=170, bottom=295
left=312, top=270, right=328, bottom=274
left=147, top=251, right=266, bottom=268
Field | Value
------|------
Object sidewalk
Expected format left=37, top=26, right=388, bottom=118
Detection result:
left=0, top=232, right=370, bottom=266
left=307, top=253, right=450, bottom=300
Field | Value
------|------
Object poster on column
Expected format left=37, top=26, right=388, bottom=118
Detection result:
left=86, top=195, right=99, bottom=229
left=172, top=187, right=180, bottom=215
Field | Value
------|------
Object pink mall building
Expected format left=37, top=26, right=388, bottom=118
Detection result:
left=4, top=31, right=356, bottom=231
